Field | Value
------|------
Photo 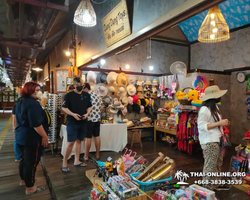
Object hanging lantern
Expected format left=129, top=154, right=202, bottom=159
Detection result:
left=198, top=5, right=230, bottom=43
left=73, top=0, right=97, bottom=27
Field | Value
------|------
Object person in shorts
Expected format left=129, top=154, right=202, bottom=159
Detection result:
left=61, top=78, right=92, bottom=172
left=83, top=83, right=103, bottom=160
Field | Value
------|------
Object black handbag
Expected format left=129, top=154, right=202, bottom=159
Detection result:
left=220, top=133, right=232, bottom=148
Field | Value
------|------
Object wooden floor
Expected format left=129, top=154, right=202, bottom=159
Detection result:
left=0, top=113, right=249, bottom=200
left=0, top=114, right=52, bottom=200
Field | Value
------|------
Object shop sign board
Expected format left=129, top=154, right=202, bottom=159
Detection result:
left=102, top=0, right=131, bottom=47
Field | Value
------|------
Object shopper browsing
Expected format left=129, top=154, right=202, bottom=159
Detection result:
left=61, top=78, right=92, bottom=172
left=82, top=83, right=103, bottom=161
left=198, top=85, right=229, bottom=191
left=15, top=82, right=49, bottom=194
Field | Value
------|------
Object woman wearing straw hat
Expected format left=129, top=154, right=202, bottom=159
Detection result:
left=198, top=85, right=230, bottom=191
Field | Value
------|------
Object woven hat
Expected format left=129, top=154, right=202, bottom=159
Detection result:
left=137, top=92, right=144, bottom=99
left=87, top=71, right=97, bottom=84
left=128, top=76, right=136, bottom=85
left=137, top=77, right=144, bottom=86
left=152, top=79, right=159, bottom=86
left=200, top=85, right=227, bottom=102
left=140, top=117, right=151, bottom=122
left=118, top=85, right=127, bottom=98
left=137, top=86, right=143, bottom=92
left=96, top=72, right=107, bottom=84
left=107, top=72, right=118, bottom=84
left=107, top=83, right=118, bottom=97
left=145, top=78, right=152, bottom=85
left=121, top=96, right=128, bottom=106
left=95, top=83, right=108, bottom=97
left=144, top=91, right=152, bottom=98
left=133, top=95, right=139, bottom=104
left=102, top=95, right=113, bottom=106
left=127, top=84, right=136, bottom=96
left=117, top=73, right=128, bottom=86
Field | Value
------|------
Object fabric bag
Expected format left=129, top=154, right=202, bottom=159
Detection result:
left=220, top=132, right=231, bottom=148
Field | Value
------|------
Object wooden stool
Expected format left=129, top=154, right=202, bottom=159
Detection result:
left=128, top=129, right=143, bottom=148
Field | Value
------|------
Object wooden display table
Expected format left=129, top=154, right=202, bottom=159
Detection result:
left=85, top=169, right=153, bottom=200
left=154, top=120, right=176, bottom=142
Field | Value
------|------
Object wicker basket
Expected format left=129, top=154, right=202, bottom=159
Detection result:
left=177, top=87, right=193, bottom=105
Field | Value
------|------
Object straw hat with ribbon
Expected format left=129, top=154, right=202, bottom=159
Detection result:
left=152, top=79, right=159, bottom=86
left=117, top=73, right=128, bottom=86
left=96, top=72, right=107, bottom=84
left=102, top=95, right=113, bottom=106
left=87, top=71, right=97, bottom=84
left=107, top=83, right=118, bottom=97
left=127, top=84, right=136, bottom=96
left=117, top=85, right=127, bottom=98
left=145, top=78, right=152, bottom=85
left=128, top=76, right=136, bottom=85
left=121, top=96, right=129, bottom=106
left=106, top=72, right=118, bottom=84
left=95, top=83, right=108, bottom=97
left=137, top=77, right=144, bottom=86
left=200, top=85, right=227, bottom=102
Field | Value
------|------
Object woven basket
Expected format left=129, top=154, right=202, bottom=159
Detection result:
left=177, top=87, right=193, bottom=105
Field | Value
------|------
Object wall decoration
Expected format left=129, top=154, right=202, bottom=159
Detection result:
left=236, top=72, right=245, bottom=83
left=53, top=67, right=72, bottom=93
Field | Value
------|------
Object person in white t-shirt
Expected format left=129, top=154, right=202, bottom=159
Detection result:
left=198, top=85, right=229, bottom=191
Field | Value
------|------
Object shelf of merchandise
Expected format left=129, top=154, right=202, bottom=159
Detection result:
left=154, top=120, right=176, bottom=142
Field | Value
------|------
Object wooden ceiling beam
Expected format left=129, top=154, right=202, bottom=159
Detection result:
left=15, top=0, right=69, bottom=12
left=0, top=40, right=45, bottom=50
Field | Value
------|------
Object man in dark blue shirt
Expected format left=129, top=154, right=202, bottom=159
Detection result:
left=61, top=77, right=92, bottom=172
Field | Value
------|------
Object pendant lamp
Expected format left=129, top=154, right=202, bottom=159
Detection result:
left=198, top=5, right=230, bottom=43
left=74, top=0, right=97, bottom=27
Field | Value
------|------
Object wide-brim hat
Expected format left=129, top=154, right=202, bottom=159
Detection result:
left=140, top=117, right=151, bottom=122
left=102, top=95, right=113, bottom=106
left=87, top=71, right=97, bottom=84
left=118, top=85, right=127, bottom=98
left=107, top=83, right=118, bottom=97
left=128, top=76, right=136, bottom=85
left=117, top=73, right=128, bottom=86
left=95, top=83, right=108, bottom=97
left=108, top=105, right=118, bottom=114
left=107, top=72, right=118, bottom=84
left=137, top=77, right=144, bottom=86
left=127, top=84, right=136, bottom=96
left=145, top=78, right=152, bottom=85
left=137, top=92, right=144, bottom=99
left=200, top=85, right=227, bottom=102
left=96, top=72, right=107, bottom=84
left=144, top=91, right=152, bottom=98
left=137, top=86, right=143, bottom=92
left=121, top=96, right=128, bottom=106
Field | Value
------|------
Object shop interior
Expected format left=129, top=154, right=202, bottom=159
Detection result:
left=0, top=0, right=250, bottom=199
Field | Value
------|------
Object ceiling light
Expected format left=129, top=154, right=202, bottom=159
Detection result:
left=125, top=64, right=130, bottom=69
left=65, top=51, right=71, bottom=56
left=100, top=59, right=106, bottom=65
left=32, top=67, right=43, bottom=72
left=73, top=0, right=97, bottom=27
left=149, top=66, right=154, bottom=71
left=198, top=5, right=230, bottom=43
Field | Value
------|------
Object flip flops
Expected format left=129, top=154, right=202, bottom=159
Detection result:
left=61, top=166, right=70, bottom=173
left=26, top=186, right=46, bottom=195
left=74, top=162, right=87, bottom=167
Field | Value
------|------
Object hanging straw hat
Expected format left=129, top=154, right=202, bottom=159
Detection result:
left=107, top=83, right=118, bottom=97
left=127, top=84, right=136, bottom=96
left=128, top=76, right=136, bottom=85
left=145, top=78, right=152, bottom=85
left=95, top=83, right=108, bottom=97
left=87, top=71, right=97, bottom=84
left=102, top=95, right=113, bottom=106
left=117, top=73, right=128, bottom=86
left=117, top=85, right=127, bottom=98
left=200, top=85, right=227, bottom=102
left=106, top=72, right=118, bottom=84
left=137, top=77, right=144, bottom=86
left=121, top=96, right=129, bottom=106
left=152, top=79, right=159, bottom=86
left=96, top=72, right=107, bottom=84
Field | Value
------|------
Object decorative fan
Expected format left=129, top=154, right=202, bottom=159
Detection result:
left=170, top=61, right=187, bottom=77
